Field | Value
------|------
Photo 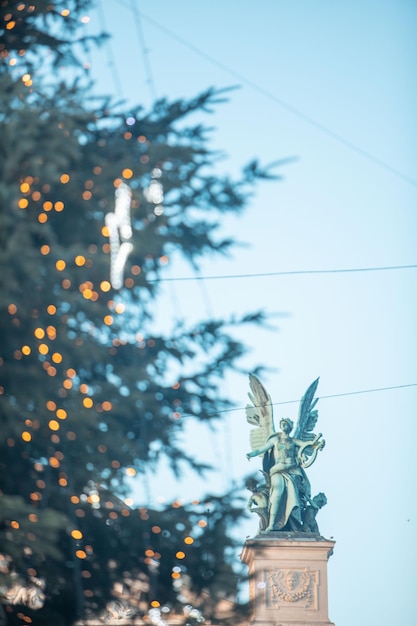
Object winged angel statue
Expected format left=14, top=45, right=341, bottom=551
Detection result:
left=246, top=375, right=326, bottom=533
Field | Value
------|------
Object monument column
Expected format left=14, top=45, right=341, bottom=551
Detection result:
left=241, top=533, right=335, bottom=626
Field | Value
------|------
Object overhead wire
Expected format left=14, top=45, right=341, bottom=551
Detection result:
left=148, top=263, right=417, bottom=283
left=98, top=5, right=416, bottom=459
left=129, top=0, right=158, bottom=103
left=180, top=382, right=417, bottom=419
left=97, top=1, right=125, bottom=97
left=103, top=6, right=231, bottom=481
left=110, top=2, right=417, bottom=189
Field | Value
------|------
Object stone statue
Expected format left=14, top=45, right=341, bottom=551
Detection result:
left=246, top=375, right=326, bottom=533
left=246, top=476, right=270, bottom=532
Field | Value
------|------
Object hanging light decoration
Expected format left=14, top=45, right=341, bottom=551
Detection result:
left=144, top=168, right=164, bottom=215
left=105, top=183, right=134, bottom=289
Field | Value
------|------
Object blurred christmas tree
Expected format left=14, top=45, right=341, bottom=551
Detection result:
left=0, top=2, right=277, bottom=624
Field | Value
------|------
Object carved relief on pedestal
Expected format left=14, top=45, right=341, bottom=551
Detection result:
left=265, top=568, right=318, bottom=610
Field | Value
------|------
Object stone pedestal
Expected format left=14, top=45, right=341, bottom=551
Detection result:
left=241, top=533, right=335, bottom=626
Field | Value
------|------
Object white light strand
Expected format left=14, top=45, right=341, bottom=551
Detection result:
left=144, top=167, right=164, bottom=215
left=105, top=183, right=134, bottom=289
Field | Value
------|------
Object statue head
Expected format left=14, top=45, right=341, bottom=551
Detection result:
left=245, top=477, right=258, bottom=492
left=285, top=570, right=299, bottom=590
left=279, top=418, right=294, bottom=433
left=312, top=492, right=327, bottom=509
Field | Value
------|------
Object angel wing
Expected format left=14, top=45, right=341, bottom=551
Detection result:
left=294, top=377, right=320, bottom=441
left=246, top=374, right=275, bottom=451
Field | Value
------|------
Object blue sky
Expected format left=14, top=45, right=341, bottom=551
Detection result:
left=85, top=2, right=417, bottom=624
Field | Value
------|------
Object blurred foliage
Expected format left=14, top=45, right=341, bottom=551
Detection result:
left=0, top=1, right=278, bottom=624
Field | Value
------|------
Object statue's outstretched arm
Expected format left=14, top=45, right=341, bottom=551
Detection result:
left=247, top=439, right=273, bottom=459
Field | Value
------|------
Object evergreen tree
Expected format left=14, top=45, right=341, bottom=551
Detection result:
left=0, top=2, right=276, bottom=624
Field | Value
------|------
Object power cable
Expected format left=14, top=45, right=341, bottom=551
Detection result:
left=129, top=0, right=158, bottom=103
left=98, top=1, right=125, bottom=98
left=181, top=382, right=417, bottom=419
left=119, top=5, right=417, bottom=189
left=149, top=263, right=417, bottom=283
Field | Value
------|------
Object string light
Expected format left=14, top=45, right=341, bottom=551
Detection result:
left=105, top=183, right=134, bottom=289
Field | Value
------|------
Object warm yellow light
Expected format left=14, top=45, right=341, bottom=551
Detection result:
left=100, top=280, right=111, bottom=292
left=75, top=255, right=85, bottom=266
left=126, top=467, right=136, bottom=477
left=56, top=260, right=66, bottom=271
left=48, top=420, right=60, bottom=431
left=40, top=245, right=50, bottom=255
left=71, top=529, right=83, bottom=540
left=54, top=201, right=64, bottom=212
left=46, top=326, right=56, bottom=339
left=28, top=513, right=38, bottom=523
left=6, top=21, right=16, bottom=30
left=63, top=379, right=72, bottom=390
left=113, top=178, right=123, bottom=188
left=49, top=457, right=60, bottom=468
left=101, top=225, right=110, bottom=237
left=20, top=182, right=30, bottom=193
left=175, top=551, right=186, bottom=559
left=60, top=174, right=70, bottom=184
left=8, top=303, right=17, bottom=314
left=11, top=520, right=20, bottom=529
left=184, top=536, right=194, bottom=545
left=82, top=288, right=93, bottom=299
left=115, top=303, right=125, bottom=314
left=67, top=368, right=76, bottom=378
left=198, top=520, right=207, bottom=528
left=52, top=353, right=62, bottom=363
left=61, top=9, right=70, bottom=17
left=43, top=201, right=53, bottom=211
left=102, top=401, right=112, bottom=411
left=38, top=213, right=48, bottom=223
left=83, top=397, right=93, bottom=408
left=56, top=409, right=67, bottom=420
left=71, top=496, right=80, bottom=504
left=103, top=315, right=113, bottom=326
left=75, top=550, right=87, bottom=559
left=34, top=328, right=45, bottom=339
left=47, top=305, right=57, bottom=314
left=171, top=572, right=181, bottom=579
left=22, top=431, right=32, bottom=442
left=46, top=400, right=56, bottom=411
left=22, top=345, right=31, bottom=355
left=18, top=198, right=29, bottom=209
left=122, top=168, right=133, bottom=179
left=32, top=191, right=41, bottom=201
left=38, top=343, right=49, bottom=355
left=150, top=601, right=160, bottom=608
